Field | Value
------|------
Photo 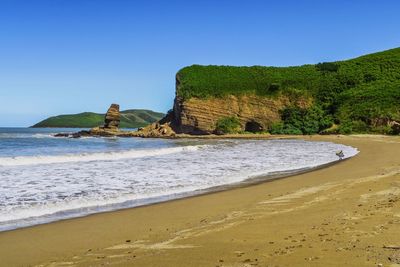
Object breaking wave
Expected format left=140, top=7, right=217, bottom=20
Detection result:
left=0, top=145, right=203, bottom=166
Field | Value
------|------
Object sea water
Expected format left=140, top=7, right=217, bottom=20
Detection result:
left=0, top=127, right=358, bottom=231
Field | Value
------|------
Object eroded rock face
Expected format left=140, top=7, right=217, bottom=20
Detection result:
left=390, top=121, right=400, bottom=135
left=104, top=104, right=120, bottom=129
left=131, top=122, right=176, bottom=138
left=83, top=104, right=121, bottom=136
left=370, top=118, right=400, bottom=135
left=171, top=95, right=311, bottom=134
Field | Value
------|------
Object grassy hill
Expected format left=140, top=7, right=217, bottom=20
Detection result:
left=176, top=47, right=400, bottom=134
left=32, top=109, right=165, bottom=128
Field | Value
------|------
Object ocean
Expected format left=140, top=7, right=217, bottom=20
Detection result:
left=0, top=127, right=358, bottom=231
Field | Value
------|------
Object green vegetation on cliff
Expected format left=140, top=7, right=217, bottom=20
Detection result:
left=32, top=109, right=165, bottom=128
left=177, top=48, right=400, bottom=134
left=215, top=116, right=242, bottom=134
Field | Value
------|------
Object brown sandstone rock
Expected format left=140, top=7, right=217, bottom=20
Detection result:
left=54, top=103, right=176, bottom=138
left=89, top=126, right=119, bottom=137
left=132, top=122, right=176, bottom=138
left=104, top=104, right=120, bottom=129
left=171, top=95, right=311, bottom=134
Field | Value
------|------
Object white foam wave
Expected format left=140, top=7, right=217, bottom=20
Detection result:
left=0, top=139, right=359, bottom=232
left=0, top=133, right=59, bottom=139
left=32, top=133, right=57, bottom=138
left=0, top=145, right=203, bottom=166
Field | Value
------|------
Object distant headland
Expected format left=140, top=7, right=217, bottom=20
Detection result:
left=32, top=109, right=164, bottom=129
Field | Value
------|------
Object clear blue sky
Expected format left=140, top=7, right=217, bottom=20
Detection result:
left=0, top=0, right=399, bottom=126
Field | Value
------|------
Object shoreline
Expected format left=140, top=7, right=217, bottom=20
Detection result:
left=0, top=153, right=353, bottom=233
left=0, top=135, right=399, bottom=266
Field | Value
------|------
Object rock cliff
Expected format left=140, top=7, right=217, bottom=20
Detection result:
left=170, top=48, right=400, bottom=135
left=170, top=95, right=311, bottom=134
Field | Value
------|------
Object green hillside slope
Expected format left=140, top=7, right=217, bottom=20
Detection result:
left=32, top=109, right=165, bottom=128
left=176, top=47, right=400, bottom=134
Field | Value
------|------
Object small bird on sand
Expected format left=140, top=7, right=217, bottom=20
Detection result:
left=336, top=150, right=344, bottom=160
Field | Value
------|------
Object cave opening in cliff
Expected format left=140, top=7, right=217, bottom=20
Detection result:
left=245, top=121, right=264, bottom=133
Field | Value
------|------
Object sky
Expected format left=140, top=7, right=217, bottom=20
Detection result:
left=0, top=0, right=399, bottom=126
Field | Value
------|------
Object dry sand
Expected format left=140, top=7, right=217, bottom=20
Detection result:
left=0, top=135, right=400, bottom=267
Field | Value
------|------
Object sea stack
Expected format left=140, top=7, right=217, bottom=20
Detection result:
left=55, top=103, right=176, bottom=138
left=77, top=103, right=123, bottom=137
left=104, top=103, right=121, bottom=129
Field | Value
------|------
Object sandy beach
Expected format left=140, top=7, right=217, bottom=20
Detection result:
left=0, top=135, right=399, bottom=267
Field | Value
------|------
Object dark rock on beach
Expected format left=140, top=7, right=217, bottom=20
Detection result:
left=390, top=121, right=400, bottom=135
left=53, top=133, right=70, bottom=138
left=54, top=130, right=91, bottom=138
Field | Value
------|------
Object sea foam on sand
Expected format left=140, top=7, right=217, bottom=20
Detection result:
left=0, top=139, right=358, bottom=231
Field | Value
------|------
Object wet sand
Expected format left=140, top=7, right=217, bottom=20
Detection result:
left=0, top=135, right=399, bottom=267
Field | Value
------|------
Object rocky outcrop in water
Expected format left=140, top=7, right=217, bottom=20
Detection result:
left=55, top=104, right=122, bottom=138
left=55, top=104, right=176, bottom=138
left=84, top=104, right=122, bottom=136
left=104, top=104, right=120, bottom=129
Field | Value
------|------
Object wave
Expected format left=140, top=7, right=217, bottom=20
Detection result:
left=0, top=153, right=358, bottom=232
left=0, top=145, right=203, bottom=166
left=0, top=139, right=360, bottom=232
left=0, top=133, right=56, bottom=139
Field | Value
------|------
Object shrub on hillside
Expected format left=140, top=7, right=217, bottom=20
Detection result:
left=269, top=122, right=303, bottom=135
left=215, top=116, right=242, bottom=134
left=338, top=120, right=353, bottom=134
left=316, top=62, right=339, bottom=72
left=350, top=120, right=369, bottom=133
left=268, top=83, right=280, bottom=93
left=269, top=106, right=333, bottom=135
